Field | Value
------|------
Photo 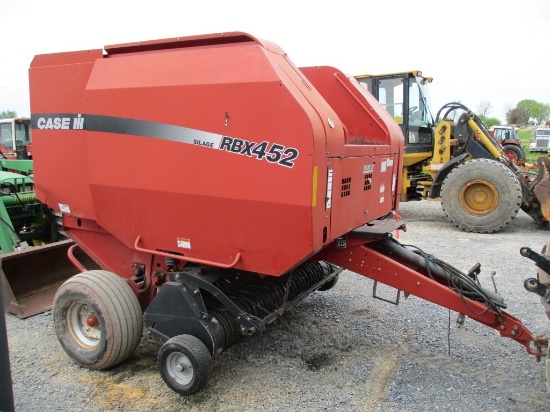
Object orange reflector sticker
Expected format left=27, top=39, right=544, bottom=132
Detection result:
left=312, top=166, right=318, bottom=207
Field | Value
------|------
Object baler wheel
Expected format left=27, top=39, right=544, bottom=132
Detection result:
left=158, top=334, right=212, bottom=396
left=53, top=270, right=143, bottom=370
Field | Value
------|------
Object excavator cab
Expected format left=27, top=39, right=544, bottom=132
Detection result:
left=357, top=71, right=436, bottom=202
left=356, top=71, right=435, bottom=156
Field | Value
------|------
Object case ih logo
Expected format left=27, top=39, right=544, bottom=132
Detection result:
left=35, top=114, right=85, bottom=130
left=30, top=113, right=298, bottom=168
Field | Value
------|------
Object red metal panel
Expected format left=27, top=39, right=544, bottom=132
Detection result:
left=299, top=66, right=403, bottom=238
left=30, top=49, right=103, bottom=68
left=30, top=32, right=404, bottom=279
left=327, top=155, right=399, bottom=240
left=300, top=66, right=403, bottom=158
left=30, top=55, right=99, bottom=219
left=84, top=41, right=322, bottom=275
left=31, top=34, right=332, bottom=276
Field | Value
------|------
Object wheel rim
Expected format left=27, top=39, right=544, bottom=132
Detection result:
left=503, top=150, right=518, bottom=163
left=67, top=301, right=101, bottom=348
left=166, top=351, right=194, bottom=385
left=458, top=179, right=499, bottom=216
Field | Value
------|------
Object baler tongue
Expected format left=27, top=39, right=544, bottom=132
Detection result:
left=1, top=240, right=95, bottom=318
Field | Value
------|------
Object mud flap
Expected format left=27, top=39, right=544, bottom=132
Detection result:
left=1, top=239, right=98, bottom=318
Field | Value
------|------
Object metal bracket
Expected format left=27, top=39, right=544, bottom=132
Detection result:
left=175, top=272, right=265, bottom=335
left=372, top=280, right=401, bottom=306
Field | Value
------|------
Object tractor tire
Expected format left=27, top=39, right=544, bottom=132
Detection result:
left=158, top=334, right=212, bottom=396
left=502, top=144, right=526, bottom=166
left=53, top=270, right=143, bottom=370
left=440, top=158, right=522, bottom=233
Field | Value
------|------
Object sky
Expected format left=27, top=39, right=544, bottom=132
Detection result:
left=2, top=0, right=549, bottom=122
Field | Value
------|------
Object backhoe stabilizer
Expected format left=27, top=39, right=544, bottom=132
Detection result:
left=318, top=235, right=548, bottom=358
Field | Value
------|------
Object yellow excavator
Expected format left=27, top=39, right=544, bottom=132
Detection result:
left=355, top=71, right=550, bottom=233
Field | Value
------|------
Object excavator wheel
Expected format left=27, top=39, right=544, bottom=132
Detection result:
left=441, top=158, right=522, bottom=233
left=502, top=144, right=526, bottom=166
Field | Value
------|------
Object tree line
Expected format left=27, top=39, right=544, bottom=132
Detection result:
left=506, top=100, right=550, bottom=125
left=0, top=110, right=17, bottom=119
left=477, top=100, right=550, bottom=127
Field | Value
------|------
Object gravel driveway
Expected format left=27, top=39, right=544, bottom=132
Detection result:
left=5, top=200, right=550, bottom=411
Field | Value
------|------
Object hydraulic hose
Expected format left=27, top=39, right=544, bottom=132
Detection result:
left=368, top=239, right=506, bottom=310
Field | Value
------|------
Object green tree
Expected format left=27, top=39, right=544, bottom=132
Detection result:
left=0, top=110, right=17, bottom=119
left=530, top=101, right=550, bottom=125
left=479, top=116, right=501, bottom=128
left=516, top=99, right=538, bottom=120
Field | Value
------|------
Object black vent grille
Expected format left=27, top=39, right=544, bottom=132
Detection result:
left=364, top=174, right=373, bottom=191
left=341, top=177, right=351, bottom=197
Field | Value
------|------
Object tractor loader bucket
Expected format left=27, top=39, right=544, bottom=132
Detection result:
left=1, top=239, right=97, bottom=318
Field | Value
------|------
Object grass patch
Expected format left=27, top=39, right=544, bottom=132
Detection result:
left=518, top=128, right=542, bottom=163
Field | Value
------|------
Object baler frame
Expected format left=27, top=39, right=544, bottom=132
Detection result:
left=63, top=214, right=549, bottom=395
left=28, top=31, right=548, bottom=397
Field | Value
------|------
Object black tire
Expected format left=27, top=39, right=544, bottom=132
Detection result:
left=318, top=274, right=339, bottom=291
left=158, top=334, right=212, bottom=396
left=502, top=144, right=526, bottom=166
left=441, top=159, right=522, bottom=233
left=53, top=270, right=143, bottom=370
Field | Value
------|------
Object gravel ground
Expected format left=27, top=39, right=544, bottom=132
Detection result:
left=4, top=200, right=550, bottom=412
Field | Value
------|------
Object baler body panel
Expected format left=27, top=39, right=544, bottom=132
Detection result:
left=30, top=49, right=103, bottom=220
left=300, top=66, right=403, bottom=235
left=29, top=32, right=403, bottom=277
